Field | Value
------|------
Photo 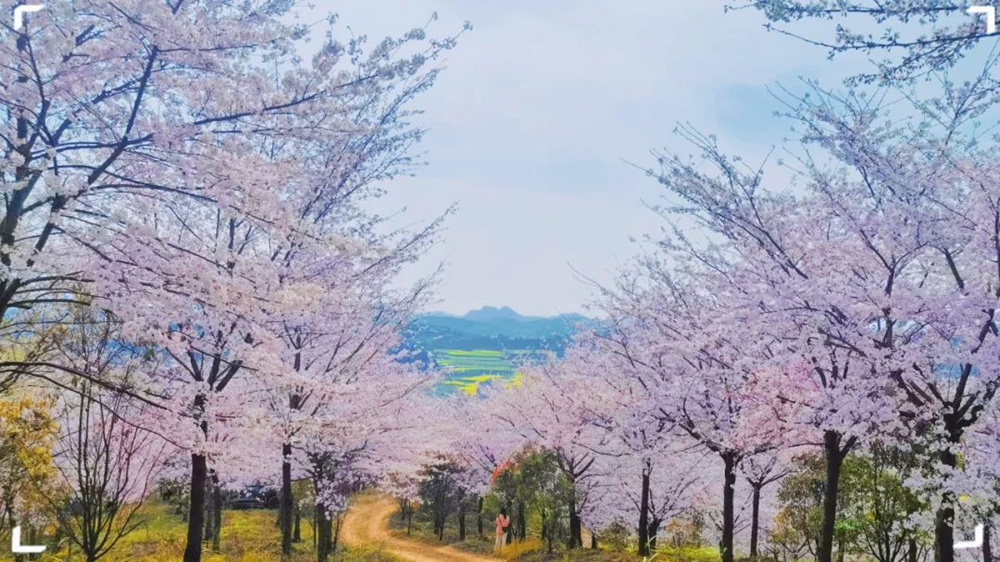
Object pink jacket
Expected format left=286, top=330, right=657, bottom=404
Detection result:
left=495, top=514, right=510, bottom=536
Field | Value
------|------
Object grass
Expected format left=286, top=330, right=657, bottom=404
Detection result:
left=433, top=349, right=525, bottom=394
left=40, top=497, right=718, bottom=562
left=37, top=502, right=399, bottom=562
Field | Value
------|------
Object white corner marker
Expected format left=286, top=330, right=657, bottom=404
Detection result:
left=968, top=5, right=998, bottom=35
left=955, top=524, right=985, bottom=550
left=11, top=526, right=45, bottom=554
left=13, top=4, right=45, bottom=31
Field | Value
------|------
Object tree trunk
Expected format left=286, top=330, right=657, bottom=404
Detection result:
left=721, top=451, right=737, bottom=562
left=517, top=502, right=526, bottom=541
left=459, top=500, right=467, bottom=541
left=819, top=431, right=847, bottom=562
left=750, top=483, right=762, bottom=558
left=591, top=533, right=598, bottom=549
left=477, top=496, right=484, bottom=537
left=184, top=453, right=208, bottom=562
left=293, top=504, right=301, bottom=543
left=315, top=503, right=330, bottom=562
left=649, top=518, right=661, bottom=552
left=212, top=472, right=222, bottom=552
left=639, top=468, right=651, bottom=556
left=985, top=524, right=993, bottom=562
left=568, top=495, right=583, bottom=549
left=280, top=442, right=293, bottom=556
left=908, top=537, right=918, bottom=562
left=204, top=482, right=214, bottom=544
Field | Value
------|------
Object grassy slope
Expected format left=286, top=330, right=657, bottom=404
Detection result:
left=434, top=349, right=523, bottom=395
left=38, top=502, right=398, bottom=562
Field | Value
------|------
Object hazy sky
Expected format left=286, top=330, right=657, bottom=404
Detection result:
left=321, top=1, right=862, bottom=316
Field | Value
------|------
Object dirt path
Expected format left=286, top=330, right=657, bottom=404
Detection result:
left=340, top=494, right=497, bottom=562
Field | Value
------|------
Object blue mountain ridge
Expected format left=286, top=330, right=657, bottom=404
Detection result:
left=403, top=306, right=589, bottom=353
left=399, top=307, right=592, bottom=393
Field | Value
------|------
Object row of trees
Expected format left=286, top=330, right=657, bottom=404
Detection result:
left=4, top=2, right=1000, bottom=562
left=0, top=2, right=467, bottom=561
left=394, top=3, right=1000, bottom=561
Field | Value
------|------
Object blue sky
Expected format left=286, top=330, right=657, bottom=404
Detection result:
left=320, top=1, right=865, bottom=316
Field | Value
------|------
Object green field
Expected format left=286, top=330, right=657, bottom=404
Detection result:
left=431, top=349, right=528, bottom=394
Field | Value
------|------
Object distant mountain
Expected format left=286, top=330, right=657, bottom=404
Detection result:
left=404, top=306, right=590, bottom=353
left=401, top=306, right=593, bottom=394
left=463, top=305, right=526, bottom=322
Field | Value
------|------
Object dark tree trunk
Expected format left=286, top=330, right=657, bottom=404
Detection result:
left=517, top=502, right=526, bottom=540
left=204, top=481, right=214, bottom=544
left=639, top=468, right=651, bottom=556
left=293, top=505, right=301, bottom=543
left=477, top=496, right=484, bottom=537
left=985, top=524, right=993, bottom=562
left=591, top=533, right=598, bottom=549
left=568, top=496, right=583, bottom=549
left=459, top=500, right=467, bottom=541
left=407, top=511, right=413, bottom=536
left=315, top=503, right=330, bottom=562
left=184, top=453, right=208, bottom=562
left=935, top=503, right=954, bottom=562
left=649, top=517, right=661, bottom=551
left=934, top=429, right=963, bottom=562
left=819, top=431, right=846, bottom=562
left=750, top=483, right=762, bottom=558
left=280, top=442, right=293, bottom=556
left=212, top=472, right=222, bottom=552
left=721, top=451, right=737, bottom=562
left=908, top=537, right=918, bottom=562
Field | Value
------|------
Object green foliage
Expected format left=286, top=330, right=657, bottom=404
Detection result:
left=157, top=478, right=192, bottom=521
left=838, top=442, right=928, bottom=562
left=489, top=449, right=576, bottom=553
left=0, top=393, right=58, bottom=544
left=772, top=454, right=824, bottom=559
left=771, top=445, right=930, bottom=562
left=417, top=459, right=466, bottom=541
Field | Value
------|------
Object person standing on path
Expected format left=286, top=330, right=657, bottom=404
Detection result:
left=494, top=508, right=510, bottom=552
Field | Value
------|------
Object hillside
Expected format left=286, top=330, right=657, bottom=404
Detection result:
left=402, top=306, right=589, bottom=394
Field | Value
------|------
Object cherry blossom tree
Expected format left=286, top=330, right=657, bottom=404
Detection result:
left=746, top=0, right=1000, bottom=85
left=448, top=393, right=526, bottom=537
left=741, top=449, right=791, bottom=558
left=588, top=257, right=789, bottom=562
left=39, top=312, right=173, bottom=562
left=639, top=61, right=1000, bottom=560
left=2, top=4, right=463, bottom=562
left=485, top=363, right=610, bottom=549
left=0, top=0, right=325, bottom=391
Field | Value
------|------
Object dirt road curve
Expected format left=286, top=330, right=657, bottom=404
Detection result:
left=340, top=494, right=496, bottom=562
